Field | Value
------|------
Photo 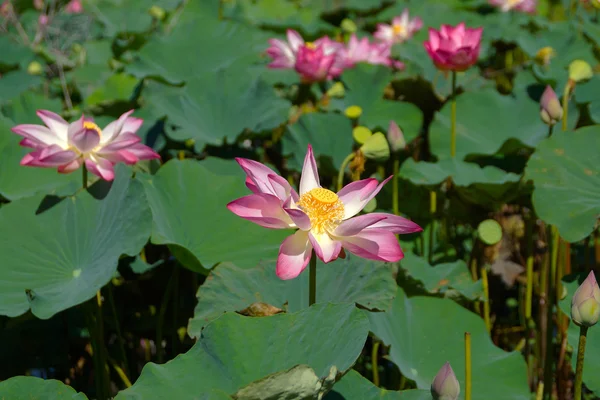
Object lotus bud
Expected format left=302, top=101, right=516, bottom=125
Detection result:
left=431, top=362, right=460, bottom=400
left=360, top=132, right=390, bottom=161
left=539, top=85, right=563, bottom=126
left=387, top=120, right=406, bottom=152
left=345, top=105, right=363, bottom=120
left=568, top=60, right=593, bottom=83
left=571, top=271, right=600, bottom=328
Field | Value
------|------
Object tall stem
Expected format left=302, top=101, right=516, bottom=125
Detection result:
left=574, top=325, right=589, bottom=400
left=337, top=153, right=355, bottom=192
left=309, top=252, right=317, bottom=306
left=392, top=155, right=400, bottom=216
left=82, top=165, right=88, bottom=189
left=450, top=71, right=457, bottom=158
left=465, top=332, right=472, bottom=400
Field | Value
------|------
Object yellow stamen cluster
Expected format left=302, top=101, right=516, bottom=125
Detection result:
left=83, top=121, right=102, bottom=137
left=297, top=188, right=345, bottom=234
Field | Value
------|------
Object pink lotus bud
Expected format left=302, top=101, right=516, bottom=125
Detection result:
left=423, top=23, right=483, bottom=72
left=431, top=362, right=460, bottom=400
left=387, top=120, right=406, bottom=152
left=571, top=271, right=600, bottom=327
left=539, top=85, right=563, bottom=126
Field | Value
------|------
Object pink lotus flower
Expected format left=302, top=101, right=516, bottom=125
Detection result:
left=64, top=0, right=83, bottom=14
left=423, top=23, right=483, bottom=72
left=12, top=110, right=160, bottom=181
left=227, top=145, right=422, bottom=280
left=374, top=9, right=423, bottom=44
left=489, top=0, right=536, bottom=13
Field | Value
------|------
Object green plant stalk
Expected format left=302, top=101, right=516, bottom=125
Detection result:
left=337, top=153, right=355, bottom=192
left=157, top=269, right=176, bottom=363
left=371, top=340, right=380, bottom=387
left=107, top=283, right=129, bottom=378
left=450, top=71, right=457, bottom=158
left=309, top=252, right=317, bottom=306
left=543, top=226, right=559, bottom=399
left=465, top=332, right=472, bottom=400
left=392, top=155, right=400, bottom=216
left=574, top=325, right=589, bottom=400
left=481, top=266, right=491, bottom=333
left=428, top=191, right=437, bottom=264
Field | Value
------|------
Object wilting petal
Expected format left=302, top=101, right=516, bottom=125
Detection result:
left=340, top=230, right=404, bottom=262
left=58, top=158, right=83, bottom=174
left=36, top=110, right=68, bottom=140
left=11, top=124, right=66, bottom=147
left=283, top=207, right=311, bottom=231
left=334, top=214, right=388, bottom=237
left=227, top=193, right=293, bottom=229
left=85, top=156, right=115, bottom=181
left=364, top=213, right=423, bottom=234
left=276, top=230, right=312, bottom=280
left=299, top=144, right=320, bottom=195
left=100, top=109, right=135, bottom=144
left=338, top=176, right=392, bottom=219
left=309, top=231, right=342, bottom=263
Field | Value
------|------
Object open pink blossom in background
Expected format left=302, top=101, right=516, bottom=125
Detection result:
left=423, top=23, right=483, bottom=71
left=374, top=9, right=423, bottom=44
left=12, top=110, right=160, bottom=181
left=227, top=145, right=422, bottom=280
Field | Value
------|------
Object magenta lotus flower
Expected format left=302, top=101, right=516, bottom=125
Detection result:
left=489, top=0, right=536, bottom=13
left=227, top=145, right=422, bottom=280
left=374, top=9, right=423, bottom=44
left=424, top=23, right=483, bottom=72
left=12, top=110, right=160, bottom=181
left=266, top=29, right=304, bottom=69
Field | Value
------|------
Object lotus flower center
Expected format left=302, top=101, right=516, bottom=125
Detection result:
left=83, top=121, right=102, bottom=136
left=297, top=188, right=345, bottom=234
left=393, top=24, right=405, bottom=35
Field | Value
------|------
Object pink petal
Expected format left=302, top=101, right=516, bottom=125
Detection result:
left=36, top=110, right=68, bottom=140
left=11, top=124, right=65, bottom=147
left=100, top=110, right=135, bottom=144
left=362, top=213, right=423, bottom=234
left=309, top=231, right=342, bottom=263
left=227, top=193, right=292, bottom=229
left=340, top=230, right=404, bottom=262
left=334, top=214, right=388, bottom=237
left=337, top=176, right=392, bottom=219
left=276, top=230, right=312, bottom=280
left=85, top=157, right=115, bottom=181
left=299, top=144, right=320, bottom=195
left=58, top=158, right=83, bottom=174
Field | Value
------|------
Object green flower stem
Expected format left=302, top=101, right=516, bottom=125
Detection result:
left=337, top=153, right=355, bottom=192
left=450, top=71, right=457, bottom=158
left=309, top=251, right=317, bottom=306
left=481, top=266, right=491, bottom=333
left=82, top=165, right=88, bottom=190
left=465, top=331, right=472, bottom=400
left=392, top=155, right=400, bottom=216
left=574, top=325, right=589, bottom=400
left=371, top=340, right=380, bottom=387
left=107, top=283, right=130, bottom=379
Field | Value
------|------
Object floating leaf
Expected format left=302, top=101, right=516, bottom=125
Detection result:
left=188, top=256, right=396, bottom=337
left=369, top=287, right=530, bottom=399
left=525, top=127, right=600, bottom=242
left=117, top=303, right=369, bottom=399
left=0, top=166, right=151, bottom=318
left=0, top=376, right=87, bottom=399
left=142, top=159, right=288, bottom=273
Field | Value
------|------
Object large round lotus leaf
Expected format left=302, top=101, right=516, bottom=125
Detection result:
left=0, top=376, right=87, bottom=399
left=283, top=112, right=354, bottom=171
left=559, top=273, right=600, bottom=397
left=399, top=158, right=522, bottom=207
left=0, top=97, right=80, bottom=201
left=187, top=256, right=397, bottom=337
left=368, top=287, right=530, bottom=399
left=329, top=64, right=423, bottom=141
left=117, top=303, right=369, bottom=399
left=401, top=253, right=482, bottom=300
left=524, top=127, right=600, bottom=242
left=143, top=70, right=289, bottom=149
left=429, top=88, right=548, bottom=160
left=127, top=16, right=270, bottom=84
left=325, top=370, right=430, bottom=400
left=0, top=165, right=151, bottom=319
left=141, top=159, right=288, bottom=272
